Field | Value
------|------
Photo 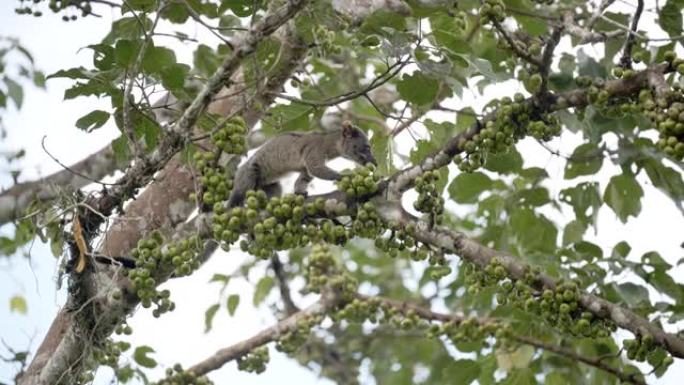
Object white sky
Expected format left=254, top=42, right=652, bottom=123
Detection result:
left=1, top=1, right=683, bottom=384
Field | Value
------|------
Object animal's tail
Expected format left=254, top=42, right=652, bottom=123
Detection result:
left=227, top=161, right=258, bottom=208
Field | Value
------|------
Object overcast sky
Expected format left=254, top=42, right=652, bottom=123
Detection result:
left=1, top=1, right=683, bottom=384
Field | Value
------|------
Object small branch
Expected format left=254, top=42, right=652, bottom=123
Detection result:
left=181, top=0, right=235, bottom=49
left=268, top=58, right=409, bottom=108
left=359, top=294, right=644, bottom=385
left=390, top=111, right=422, bottom=137
left=187, top=296, right=334, bottom=376
left=271, top=255, right=300, bottom=315
left=491, top=20, right=543, bottom=67
left=539, top=26, right=563, bottom=95
left=618, top=0, right=644, bottom=69
left=509, top=335, right=643, bottom=384
left=562, top=12, right=625, bottom=44
left=587, top=0, right=617, bottom=30
left=122, top=6, right=162, bottom=159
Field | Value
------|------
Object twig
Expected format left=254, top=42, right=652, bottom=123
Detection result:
left=181, top=0, right=235, bottom=49
left=40, top=137, right=120, bottom=187
left=122, top=4, right=163, bottom=160
left=619, top=0, right=644, bottom=69
left=587, top=0, right=617, bottom=30
left=491, top=20, right=543, bottom=67
left=268, top=58, right=409, bottom=108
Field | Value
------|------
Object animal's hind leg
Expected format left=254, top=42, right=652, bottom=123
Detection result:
left=261, top=182, right=282, bottom=199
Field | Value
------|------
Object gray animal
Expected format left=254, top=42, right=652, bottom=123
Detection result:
left=227, top=121, right=376, bottom=207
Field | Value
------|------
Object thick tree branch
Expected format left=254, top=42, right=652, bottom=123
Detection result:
left=373, top=201, right=684, bottom=359
left=78, top=0, right=309, bottom=246
left=18, top=12, right=309, bottom=385
left=187, top=295, right=336, bottom=376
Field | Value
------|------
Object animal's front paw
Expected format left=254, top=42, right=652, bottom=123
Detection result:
left=295, top=190, right=309, bottom=198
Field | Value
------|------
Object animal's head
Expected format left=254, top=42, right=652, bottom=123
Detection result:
left=340, top=121, right=377, bottom=166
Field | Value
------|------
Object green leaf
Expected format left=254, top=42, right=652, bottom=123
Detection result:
left=409, top=139, right=436, bottom=165
left=456, top=108, right=477, bottom=132
left=227, top=294, right=240, bottom=316
left=75, top=110, right=110, bottom=132
left=4, top=77, right=23, bottom=109
left=204, top=303, right=220, bottom=333
left=514, top=187, right=550, bottom=207
left=47, top=67, right=92, bottom=80
left=370, top=130, right=391, bottom=174
left=126, top=0, right=157, bottom=11
left=160, top=1, right=189, bottom=23
left=133, top=346, right=157, bottom=368
left=261, top=103, right=313, bottom=134
left=218, top=15, right=241, bottom=36
left=564, top=143, right=603, bottom=179
left=33, top=71, right=46, bottom=88
left=660, top=0, right=683, bottom=37
left=562, top=220, right=586, bottom=246
left=500, top=369, right=536, bottom=385
left=397, top=72, right=439, bottom=106
left=9, top=295, right=27, bottom=315
left=253, top=276, right=274, bottom=306
left=193, top=44, right=221, bottom=77
left=106, top=17, right=152, bottom=43
left=496, top=345, right=534, bottom=370
left=510, top=208, right=558, bottom=255
left=112, top=136, right=131, bottom=165
left=612, top=282, right=650, bottom=308
left=161, top=64, right=188, bottom=91
left=559, top=182, right=602, bottom=227
left=448, top=172, right=493, bottom=203
left=209, top=274, right=230, bottom=284
left=442, top=359, right=480, bottom=384
left=642, top=158, right=684, bottom=207
left=142, top=46, right=176, bottom=74
left=603, top=173, right=643, bottom=223
left=648, top=270, right=684, bottom=302
left=114, top=39, right=140, bottom=67
left=87, top=44, right=115, bottom=71
left=484, top=148, right=523, bottom=174
left=222, top=0, right=257, bottom=17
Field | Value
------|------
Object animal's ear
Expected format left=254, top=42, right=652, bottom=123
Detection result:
left=342, top=120, right=355, bottom=138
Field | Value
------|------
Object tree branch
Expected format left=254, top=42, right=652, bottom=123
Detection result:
left=562, top=12, right=625, bottom=44
left=491, top=20, right=543, bottom=67
left=18, top=9, right=309, bottom=385
left=359, top=294, right=645, bottom=385
left=268, top=58, right=409, bottom=108
left=0, top=141, right=117, bottom=227
left=539, top=26, right=563, bottom=95
left=618, top=0, right=644, bottom=69
left=186, top=295, right=336, bottom=376
left=372, top=200, right=684, bottom=359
